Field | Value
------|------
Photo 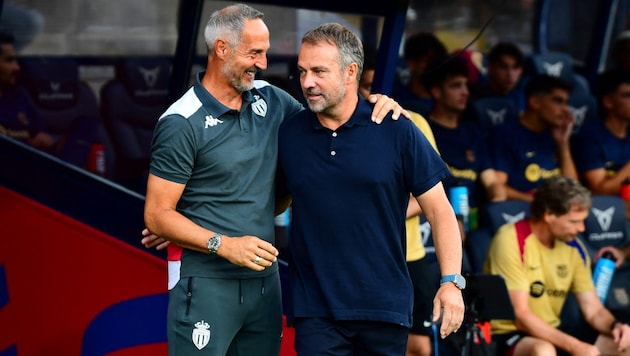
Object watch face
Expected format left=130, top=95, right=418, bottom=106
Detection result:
left=454, top=274, right=466, bottom=289
left=207, top=235, right=221, bottom=253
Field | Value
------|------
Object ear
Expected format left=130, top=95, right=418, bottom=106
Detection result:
left=214, top=39, right=229, bottom=59
left=528, top=94, right=541, bottom=110
left=346, top=63, right=358, bottom=84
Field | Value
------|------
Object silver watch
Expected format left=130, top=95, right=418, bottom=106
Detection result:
left=440, top=274, right=466, bottom=290
left=207, top=233, right=222, bottom=254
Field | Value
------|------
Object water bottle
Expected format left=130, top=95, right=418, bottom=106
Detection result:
left=592, top=252, right=616, bottom=303
left=449, top=186, right=470, bottom=233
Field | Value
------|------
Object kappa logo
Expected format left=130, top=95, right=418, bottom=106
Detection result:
left=486, top=108, right=506, bottom=125
left=251, top=95, right=267, bottom=117
left=542, top=61, right=564, bottom=77
left=205, top=115, right=223, bottom=128
left=139, top=66, right=161, bottom=88
left=501, top=211, right=526, bottom=224
left=192, top=320, right=211, bottom=350
left=592, top=206, right=614, bottom=231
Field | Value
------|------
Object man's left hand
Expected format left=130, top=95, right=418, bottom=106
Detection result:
left=432, top=282, right=465, bottom=338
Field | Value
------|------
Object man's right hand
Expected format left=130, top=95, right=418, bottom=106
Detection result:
left=141, top=228, right=169, bottom=250
left=568, top=339, right=600, bottom=356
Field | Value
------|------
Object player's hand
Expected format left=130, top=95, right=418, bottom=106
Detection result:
left=594, top=246, right=625, bottom=268
left=367, top=94, right=410, bottom=123
left=141, top=228, right=169, bottom=250
left=432, top=282, right=465, bottom=338
left=612, top=321, right=630, bottom=352
left=218, top=235, right=279, bottom=271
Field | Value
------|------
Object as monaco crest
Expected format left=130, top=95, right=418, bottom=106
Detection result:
left=251, top=95, right=267, bottom=117
left=192, top=320, right=211, bottom=350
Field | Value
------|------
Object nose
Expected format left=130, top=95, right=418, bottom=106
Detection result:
left=577, top=221, right=585, bottom=233
left=301, top=71, right=315, bottom=90
left=255, top=54, right=267, bottom=71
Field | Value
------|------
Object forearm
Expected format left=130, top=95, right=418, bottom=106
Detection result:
left=583, top=303, right=618, bottom=336
left=504, top=185, right=534, bottom=202
left=429, top=209, right=463, bottom=276
left=144, top=208, right=214, bottom=254
left=556, top=143, right=578, bottom=179
left=515, top=311, right=581, bottom=352
left=480, top=169, right=506, bottom=202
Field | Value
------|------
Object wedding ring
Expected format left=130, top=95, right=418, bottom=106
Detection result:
left=254, top=255, right=261, bottom=264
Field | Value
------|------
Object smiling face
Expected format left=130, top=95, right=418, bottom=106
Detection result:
left=221, top=18, right=270, bottom=92
left=297, top=41, right=351, bottom=115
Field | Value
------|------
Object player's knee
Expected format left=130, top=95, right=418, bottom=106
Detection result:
left=522, top=339, right=556, bottom=356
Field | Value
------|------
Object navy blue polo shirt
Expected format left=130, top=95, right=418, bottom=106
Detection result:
left=277, top=96, right=450, bottom=327
left=150, top=73, right=303, bottom=279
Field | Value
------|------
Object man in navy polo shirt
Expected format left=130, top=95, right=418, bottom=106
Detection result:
left=277, top=23, right=465, bottom=355
left=143, top=4, right=408, bottom=355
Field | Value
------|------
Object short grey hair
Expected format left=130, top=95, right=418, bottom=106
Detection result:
left=301, top=23, right=364, bottom=81
left=204, top=4, right=264, bottom=51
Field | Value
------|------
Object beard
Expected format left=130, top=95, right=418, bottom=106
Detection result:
left=222, top=57, right=257, bottom=93
left=304, top=80, right=346, bottom=114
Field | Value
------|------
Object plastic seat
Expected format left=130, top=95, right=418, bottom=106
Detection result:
left=568, top=92, right=598, bottom=135
left=19, top=58, right=101, bottom=169
left=527, top=52, right=591, bottom=95
left=100, top=57, right=171, bottom=193
left=581, top=195, right=629, bottom=255
left=465, top=200, right=531, bottom=273
left=469, top=96, right=519, bottom=132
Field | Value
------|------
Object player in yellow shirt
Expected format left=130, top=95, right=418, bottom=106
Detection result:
left=484, top=176, right=630, bottom=356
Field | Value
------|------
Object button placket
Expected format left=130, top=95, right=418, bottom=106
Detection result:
left=330, top=131, right=338, bottom=156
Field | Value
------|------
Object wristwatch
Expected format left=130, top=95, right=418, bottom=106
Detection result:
left=440, top=274, right=466, bottom=290
left=207, top=233, right=222, bottom=254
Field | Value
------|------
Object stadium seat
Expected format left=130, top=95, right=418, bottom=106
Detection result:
left=568, top=92, right=598, bottom=135
left=581, top=195, right=629, bottom=256
left=469, top=96, right=519, bottom=132
left=465, top=200, right=531, bottom=273
left=100, top=57, right=171, bottom=193
left=18, top=58, right=101, bottom=169
left=527, top=52, right=591, bottom=95
left=420, top=215, right=473, bottom=274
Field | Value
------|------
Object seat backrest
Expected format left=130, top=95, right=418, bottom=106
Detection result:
left=581, top=195, right=629, bottom=254
left=100, top=57, right=171, bottom=189
left=469, top=96, right=519, bottom=132
left=527, top=52, right=591, bottom=95
left=484, top=200, right=532, bottom=236
left=18, top=57, right=101, bottom=167
left=568, top=92, right=598, bottom=135
left=528, top=52, right=574, bottom=81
